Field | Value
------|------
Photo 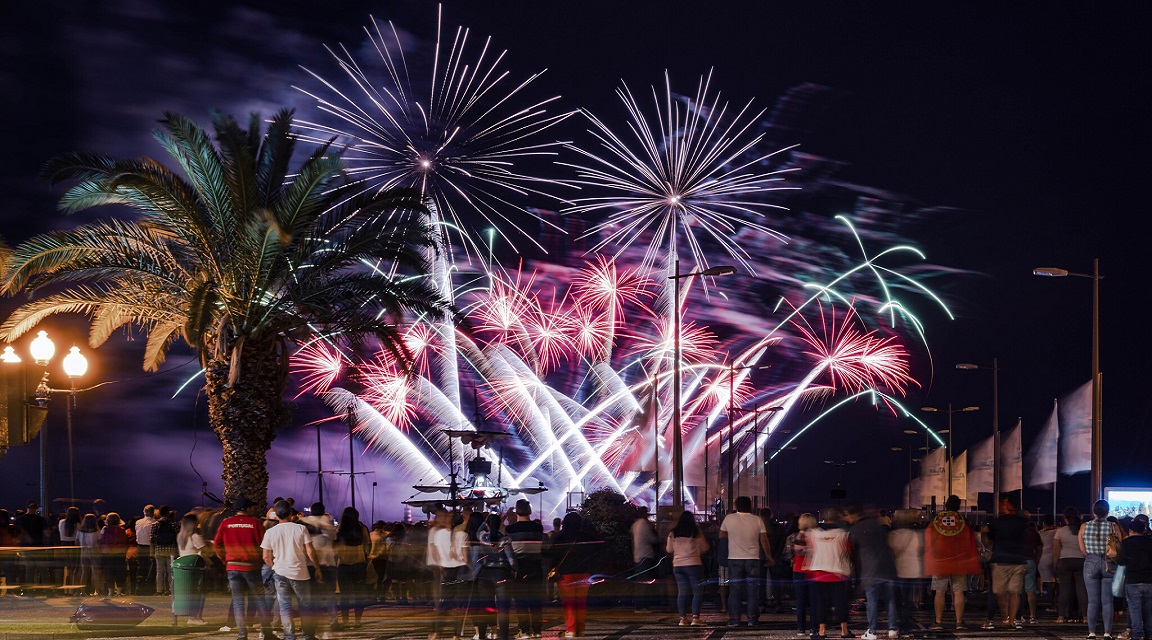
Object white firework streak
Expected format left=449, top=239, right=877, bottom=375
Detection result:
left=323, top=388, right=441, bottom=483
left=492, top=344, right=624, bottom=496
left=561, top=69, right=796, bottom=275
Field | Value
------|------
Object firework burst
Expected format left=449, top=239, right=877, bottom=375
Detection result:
left=295, top=6, right=573, bottom=258
left=793, top=301, right=916, bottom=395
left=561, top=70, right=798, bottom=275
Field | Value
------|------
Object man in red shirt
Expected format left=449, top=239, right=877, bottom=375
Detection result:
left=214, top=498, right=277, bottom=640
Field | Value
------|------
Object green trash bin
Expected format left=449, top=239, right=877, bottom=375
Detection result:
left=171, top=554, right=206, bottom=617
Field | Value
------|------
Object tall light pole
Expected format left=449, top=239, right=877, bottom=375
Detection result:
left=1034, top=260, right=1102, bottom=502
left=29, top=331, right=56, bottom=511
left=921, top=404, right=979, bottom=499
left=957, top=358, right=1000, bottom=514
left=725, top=362, right=770, bottom=512
left=669, top=261, right=735, bottom=511
left=26, top=332, right=90, bottom=510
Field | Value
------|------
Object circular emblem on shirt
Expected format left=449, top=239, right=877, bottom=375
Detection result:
left=932, top=511, right=967, bottom=537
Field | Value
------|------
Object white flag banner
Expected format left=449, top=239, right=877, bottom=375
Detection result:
left=952, top=450, right=968, bottom=506
left=1058, top=380, right=1092, bottom=475
left=1026, top=400, right=1059, bottom=488
left=966, top=435, right=994, bottom=501
left=1000, top=419, right=1023, bottom=493
left=921, top=446, right=948, bottom=507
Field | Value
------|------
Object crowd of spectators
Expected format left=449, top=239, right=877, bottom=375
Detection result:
left=2, top=493, right=1150, bottom=640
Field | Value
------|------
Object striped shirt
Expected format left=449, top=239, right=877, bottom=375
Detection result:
left=1082, top=518, right=1111, bottom=556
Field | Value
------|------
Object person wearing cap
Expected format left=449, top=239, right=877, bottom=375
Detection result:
left=216, top=498, right=278, bottom=640
left=506, top=499, right=546, bottom=638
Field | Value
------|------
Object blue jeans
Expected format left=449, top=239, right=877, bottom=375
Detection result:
left=727, top=559, right=761, bottom=624
left=865, top=580, right=898, bottom=632
left=273, top=573, right=315, bottom=640
left=227, top=569, right=273, bottom=638
left=673, top=565, right=704, bottom=617
left=1084, top=554, right=1115, bottom=635
left=1127, top=582, right=1152, bottom=640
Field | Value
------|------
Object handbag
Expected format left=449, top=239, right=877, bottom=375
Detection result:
left=1106, top=522, right=1123, bottom=560
left=1112, top=564, right=1127, bottom=598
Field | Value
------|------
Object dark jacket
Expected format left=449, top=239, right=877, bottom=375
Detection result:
left=549, top=529, right=601, bottom=576
left=986, top=513, right=1030, bottom=564
left=1117, top=534, right=1152, bottom=584
left=849, top=516, right=897, bottom=586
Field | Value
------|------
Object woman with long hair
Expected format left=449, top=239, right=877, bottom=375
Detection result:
left=1054, top=506, right=1088, bottom=623
left=58, top=506, right=82, bottom=588
left=475, top=513, right=514, bottom=640
left=549, top=511, right=601, bottom=639
left=334, top=506, right=372, bottom=629
left=175, top=512, right=208, bottom=624
left=100, top=513, right=130, bottom=596
left=1080, top=499, right=1121, bottom=638
left=667, top=510, right=709, bottom=626
left=76, top=513, right=102, bottom=595
left=787, top=513, right=819, bottom=637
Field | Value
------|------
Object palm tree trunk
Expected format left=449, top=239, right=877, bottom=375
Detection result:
left=205, top=335, right=291, bottom=510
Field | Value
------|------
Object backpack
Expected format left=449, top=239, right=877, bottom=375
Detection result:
left=154, top=520, right=178, bottom=546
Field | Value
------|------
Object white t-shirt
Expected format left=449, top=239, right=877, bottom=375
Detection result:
left=178, top=532, right=208, bottom=558
left=427, top=526, right=463, bottom=568
left=300, top=514, right=337, bottom=566
left=720, top=512, right=766, bottom=560
left=261, top=522, right=313, bottom=581
left=888, top=528, right=924, bottom=579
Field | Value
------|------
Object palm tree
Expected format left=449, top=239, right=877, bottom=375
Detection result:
left=0, top=109, right=446, bottom=506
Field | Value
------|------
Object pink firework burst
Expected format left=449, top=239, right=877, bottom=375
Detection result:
left=630, top=319, right=720, bottom=365
left=357, top=350, right=417, bottom=431
left=792, top=302, right=915, bottom=395
left=571, top=256, right=653, bottom=317
left=524, top=293, right=578, bottom=375
left=472, top=268, right=537, bottom=345
left=290, top=341, right=346, bottom=398
left=402, top=323, right=439, bottom=377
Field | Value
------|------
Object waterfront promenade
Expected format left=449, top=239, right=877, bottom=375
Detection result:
left=0, top=592, right=1124, bottom=640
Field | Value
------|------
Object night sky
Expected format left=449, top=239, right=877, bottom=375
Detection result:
left=1, top=2, right=1149, bottom=521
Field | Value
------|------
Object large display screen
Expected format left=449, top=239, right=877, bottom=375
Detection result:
left=1104, top=487, right=1152, bottom=519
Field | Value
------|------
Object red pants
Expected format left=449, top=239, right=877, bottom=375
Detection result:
left=558, top=574, right=591, bottom=636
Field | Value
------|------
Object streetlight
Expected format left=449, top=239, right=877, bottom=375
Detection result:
left=921, top=404, right=979, bottom=499
left=26, top=332, right=89, bottom=509
left=957, top=358, right=1001, bottom=514
left=724, top=362, right=771, bottom=512
left=1034, top=260, right=1102, bottom=502
left=669, top=261, right=736, bottom=510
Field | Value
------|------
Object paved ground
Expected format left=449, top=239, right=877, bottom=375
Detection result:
left=0, top=593, right=1127, bottom=640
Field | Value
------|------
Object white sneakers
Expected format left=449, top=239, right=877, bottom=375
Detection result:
left=861, top=631, right=879, bottom=640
